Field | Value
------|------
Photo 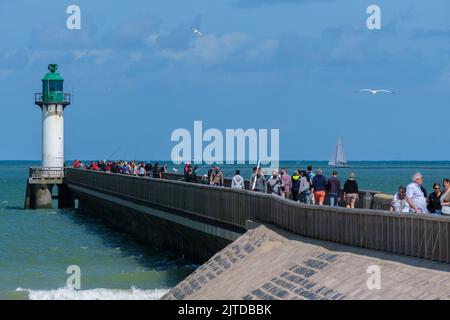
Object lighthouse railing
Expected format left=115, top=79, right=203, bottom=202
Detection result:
left=35, top=93, right=72, bottom=106
left=28, top=167, right=65, bottom=183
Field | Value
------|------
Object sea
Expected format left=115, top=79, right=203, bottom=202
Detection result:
left=1, top=160, right=449, bottom=300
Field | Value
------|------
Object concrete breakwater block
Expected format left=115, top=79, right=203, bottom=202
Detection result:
left=372, top=193, right=394, bottom=211
left=163, top=225, right=450, bottom=300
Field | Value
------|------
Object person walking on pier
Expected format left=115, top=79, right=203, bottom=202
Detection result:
left=441, top=179, right=450, bottom=215
left=306, top=165, right=315, bottom=204
left=428, top=183, right=442, bottom=214
left=311, top=168, right=327, bottom=206
left=125, top=162, right=132, bottom=175
left=281, top=168, right=292, bottom=199
left=299, top=170, right=310, bottom=204
left=291, top=171, right=301, bottom=202
left=268, top=169, right=285, bottom=197
left=326, top=171, right=341, bottom=207
left=253, top=168, right=267, bottom=193
left=210, top=166, right=224, bottom=187
left=406, top=173, right=428, bottom=214
left=231, top=170, right=244, bottom=190
left=343, top=172, right=359, bottom=209
left=145, top=162, right=152, bottom=176
left=184, top=163, right=193, bottom=182
left=153, top=162, right=161, bottom=179
left=189, top=165, right=198, bottom=183
left=138, top=163, right=146, bottom=177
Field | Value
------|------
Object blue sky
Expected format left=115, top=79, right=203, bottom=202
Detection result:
left=1, top=0, right=450, bottom=161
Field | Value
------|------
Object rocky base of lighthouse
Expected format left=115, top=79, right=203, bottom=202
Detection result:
left=24, top=180, right=75, bottom=210
left=24, top=183, right=52, bottom=209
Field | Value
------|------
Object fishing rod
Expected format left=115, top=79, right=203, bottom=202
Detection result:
left=251, top=160, right=261, bottom=191
left=105, top=143, right=124, bottom=161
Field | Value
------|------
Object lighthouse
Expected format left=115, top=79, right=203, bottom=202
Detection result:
left=36, top=64, right=71, bottom=167
left=24, top=64, right=74, bottom=209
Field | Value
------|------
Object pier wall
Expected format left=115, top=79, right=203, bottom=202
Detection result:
left=66, top=169, right=450, bottom=264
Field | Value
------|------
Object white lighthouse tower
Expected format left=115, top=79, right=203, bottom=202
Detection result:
left=24, top=64, right=73, bottom=209
left=37, top=64, right=71, bottom=168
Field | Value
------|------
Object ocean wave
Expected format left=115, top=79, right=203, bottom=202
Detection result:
left=16, top=286, right=169, bottom=300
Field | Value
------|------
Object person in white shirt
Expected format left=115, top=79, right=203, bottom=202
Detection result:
left=406, top=173, right=428, bottom=214
left=231, top=170, right=245, bottom=190
left=391, top=186, right=410, bottom=213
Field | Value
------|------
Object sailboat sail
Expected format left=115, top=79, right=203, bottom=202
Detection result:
left=329, top=137, right=347, bottom=167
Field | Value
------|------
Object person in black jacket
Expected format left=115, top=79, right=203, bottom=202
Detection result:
left=428, top=183, right=442, bottom=214
left=311, top=168, right=327, bottom=205
left=291, top=171, right=301, bottom=202
left=343, top=172, right=359, bottom=208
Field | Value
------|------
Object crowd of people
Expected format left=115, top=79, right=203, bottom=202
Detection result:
left=243, top=165, right=361, bottom=208
left=72, top=159, right=168, bottom=179
left=73, top=160, right=450, bottom=214
left=390, top=173, right=450, bottom=215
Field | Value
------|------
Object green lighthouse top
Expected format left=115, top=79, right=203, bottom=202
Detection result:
left=42, top=64, right=64, bottom=81
left=35, top=64, right=71, bottom=107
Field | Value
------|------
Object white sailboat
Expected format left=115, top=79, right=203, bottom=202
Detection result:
left=328, top=137, right=349, bottom=168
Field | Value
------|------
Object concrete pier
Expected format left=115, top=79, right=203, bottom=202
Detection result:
left=24, top=167, right=74, bottom=210
left=65, top=168, right=450, bottom=264
left=61, top=168, right=450, bottom=299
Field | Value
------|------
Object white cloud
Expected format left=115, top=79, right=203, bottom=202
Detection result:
left=159, top=32, right=249, bottom=64
left=72, top=49, right=113, bottom=64
left=247, top=39, right=280, bottom=62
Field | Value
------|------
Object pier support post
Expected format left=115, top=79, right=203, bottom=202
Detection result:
left=57, top=183, right=75, bottom=209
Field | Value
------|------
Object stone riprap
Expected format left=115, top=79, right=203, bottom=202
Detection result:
left=163, top=225, right=450, bottom=300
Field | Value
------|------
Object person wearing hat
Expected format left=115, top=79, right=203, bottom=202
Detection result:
left=343, top=172, right=359, bottom=208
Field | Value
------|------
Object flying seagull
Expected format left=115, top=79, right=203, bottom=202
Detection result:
left=192, top=27, right=203, bottom=37
left=359, top=89, right=395, bottom=95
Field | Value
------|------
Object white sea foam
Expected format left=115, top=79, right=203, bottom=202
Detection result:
left=16, top=286, right=169, bottom=300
